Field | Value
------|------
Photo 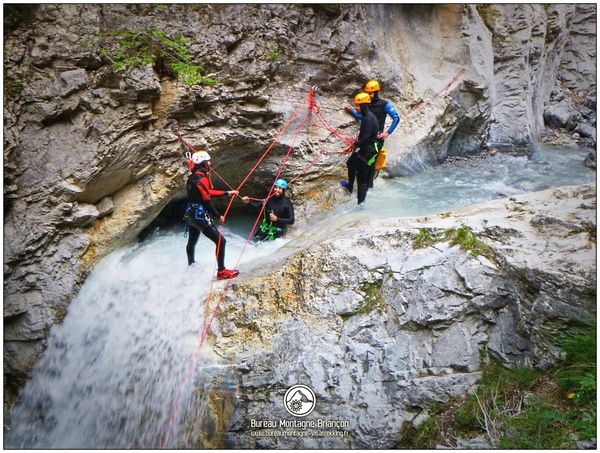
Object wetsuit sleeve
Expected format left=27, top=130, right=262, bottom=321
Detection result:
left=277, top=199, right=295, bottom=226
left=208, top=187, right=226, bottom=197
left=248, top=199, right=264, bottom=210
left=200, top=174, right=226, bottom=197
left=196, top=181, right=221, bottom=218
left=349, top=108, right=363, bottom=120
left=385, top=103, right=399, bottom=134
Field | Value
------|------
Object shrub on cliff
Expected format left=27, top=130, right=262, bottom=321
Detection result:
left=97, top=25, right=216, bottom=86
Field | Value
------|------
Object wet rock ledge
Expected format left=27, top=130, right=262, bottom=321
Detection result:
left=213, top=183, right=596, bottom=448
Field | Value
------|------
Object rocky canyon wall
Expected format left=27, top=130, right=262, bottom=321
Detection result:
left=213, top=184, right=596, bottom=448
left=3, top=3, right=596, bottom=400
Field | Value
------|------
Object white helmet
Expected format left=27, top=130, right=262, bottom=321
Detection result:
left=191, top=151, right=211, bottom=165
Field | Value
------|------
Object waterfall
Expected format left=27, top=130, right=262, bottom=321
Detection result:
left=5, top=144, right=595, bottom=448
left=5, top=229, right=283, bottom=448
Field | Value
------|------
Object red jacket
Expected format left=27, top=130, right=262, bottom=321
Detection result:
left=186, top=170, right=226, bottom=218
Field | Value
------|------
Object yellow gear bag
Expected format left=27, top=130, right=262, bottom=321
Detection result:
left=374, top=147, right=387, bottom=170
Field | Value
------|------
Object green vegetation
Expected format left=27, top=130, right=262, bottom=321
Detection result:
left=354, top=279, right=385, bottom=315
left=400, top=403, right=447, bottom=449
left=555, top=319, right=596, bottom=406
left=399, top=320, right=596, bottom=448
left=405, top=407, right=441, bottom=448
left=412, top=225, right=495, bottom=261
left=444, top=225, right=495, bottom=261
left=4, top=78, right=23, bottom=102
left=266, top=49, right=281, bottom=61
left=98, top=25, right=216, bottom=86
left=476, top=4, right=499, bottom=30
left=412, top=228, right=437, bottom=248
left=340, top=278, right=386, bottom=320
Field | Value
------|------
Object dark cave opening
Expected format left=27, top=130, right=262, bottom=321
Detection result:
left=138, top=192, right=259, bottom=242
left=138, top=195, right=189, bottom=241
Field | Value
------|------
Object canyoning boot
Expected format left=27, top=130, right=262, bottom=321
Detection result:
left=340, top=180, right=352, bottom=195
left=217, top=268, right=239, bottom=280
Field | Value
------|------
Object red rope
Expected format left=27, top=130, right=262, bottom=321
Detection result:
left=171, top=124, right=198, bottom=155
left=193, top=104, right=314, bottom=398
left=288, top=126, right=328, bottom=185
left=406, top=67, right=465, bottom=116
left=234, top=91, right=313, bottom=193
left=312, top=104, right=355, bottom=146
left=238, top=102, right=313, bottom=257
left=208, top=167, right=236, bottom=192
left=161, top=89, right=314, bottom=448
left=162, top=69, right=468, bottom=445
left=203, top=94, right=315, bottom=374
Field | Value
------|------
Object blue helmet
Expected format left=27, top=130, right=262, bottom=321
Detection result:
left=274, top=179, right=288, bottom=190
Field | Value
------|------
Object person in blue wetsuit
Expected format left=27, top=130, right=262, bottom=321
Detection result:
left=345, top=79, right=399, bottom=188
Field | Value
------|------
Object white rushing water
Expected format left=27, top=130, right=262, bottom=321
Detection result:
left=5, top=145, right=595, bottom=448
left=5, top=227, right=286, bottom=448
left=361, top=144, right=596, bottom=218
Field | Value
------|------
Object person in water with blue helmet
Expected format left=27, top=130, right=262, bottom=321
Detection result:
left=241, top=178, right=295, bottom=241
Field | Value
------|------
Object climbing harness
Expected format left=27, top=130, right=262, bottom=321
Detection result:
left=182, top=203, right=204, bottom=237
left=184, top=202, right=208, bottom=222
left=258, top=212, right=283, bottom=241
left=367, top=142, right=380, bottom=166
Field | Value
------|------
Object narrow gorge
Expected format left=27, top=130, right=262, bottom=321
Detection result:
left=3, top=3, right=596, bottom=449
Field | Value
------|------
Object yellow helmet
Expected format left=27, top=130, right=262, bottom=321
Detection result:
left=354, top=92, right=371, bottom=106
left=365, top=80, right=381, bottom=93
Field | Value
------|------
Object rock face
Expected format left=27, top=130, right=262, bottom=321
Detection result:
left=213, top=184, right=596, bottom=448
left=557, top=4, right=597, bottom=94
left=541, top=5, right=597, bottom=150
left=3, top=4, right=596, bottom=401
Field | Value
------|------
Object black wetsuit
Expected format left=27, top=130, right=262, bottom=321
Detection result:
left=346, top=105, right=379, bottom=204
left=185, top=168, right=227, bottom=269
left=248, top=193, right=295, bottom=241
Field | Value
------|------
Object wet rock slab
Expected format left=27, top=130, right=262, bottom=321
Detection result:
left=214, top=184, right=596, bottom=448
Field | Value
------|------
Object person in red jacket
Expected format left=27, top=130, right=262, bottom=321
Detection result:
left=185, top=151, right=239, bottom=280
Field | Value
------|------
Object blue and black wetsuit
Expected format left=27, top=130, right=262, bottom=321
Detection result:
left=349, top=95, right=399, bottom=137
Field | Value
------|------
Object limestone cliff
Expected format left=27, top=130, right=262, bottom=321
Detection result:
left=3, top=3, right=596, bottom=401
left=213, top=184, right=596, bottom=448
